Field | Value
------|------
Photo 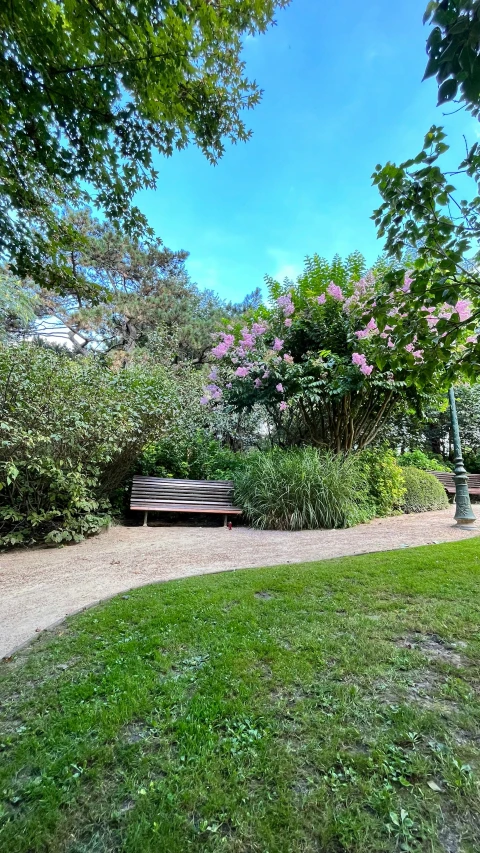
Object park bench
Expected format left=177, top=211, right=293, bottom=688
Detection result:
left=428, top=471, right=480, bottom=497
left=130, top=475, right=242, bottom=527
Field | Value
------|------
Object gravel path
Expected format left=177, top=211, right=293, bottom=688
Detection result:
left=1, top=509, right=478, bottom=659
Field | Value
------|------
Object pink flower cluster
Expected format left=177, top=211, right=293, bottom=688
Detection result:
left=352, top=352, right=373, bottom=376
left=239, top=328, right=256, bottom=350
left=355, top=317, right=378, bottom=339
left=343, top=274, right=374, bottom=314
left=454, top=299, right=472, bottom=322
left=212, top=321, right=268, bottom=361
left=235, top=366, right=250, bottom=378
left=419, top=299, right=472, bottom=332
left=211, top=333, right=235, bottom=359
left=327, top=281, right=344, bottom=301
left=200, top=383, right=223, bottom=405
left=276, top=294, right=295, bottom=317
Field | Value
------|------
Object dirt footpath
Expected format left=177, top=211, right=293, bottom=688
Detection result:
left=1, top=509, right=478, bottom=658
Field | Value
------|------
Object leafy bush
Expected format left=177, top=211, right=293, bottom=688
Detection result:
left=464, top=450, right=480, bottom=474
left=359, top=448, right=406, bottom=517
left=0, top=343, right=180, bottom=547
left=398, top=449, right=451, bottom=472
left=401, top=467, right=449, bottom=514
left=233, top=447, right=371, bottom=531
left=138, top=430, right=245, bottom=481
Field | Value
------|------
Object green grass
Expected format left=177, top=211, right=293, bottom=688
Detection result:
left=1, top=541, right=480, bottom=852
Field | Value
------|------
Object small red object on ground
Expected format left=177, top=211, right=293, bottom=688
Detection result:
left=227, top=522, right=233, bottom=530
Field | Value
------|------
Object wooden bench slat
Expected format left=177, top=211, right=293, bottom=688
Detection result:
left=132, top=481, right=232, bottom=486
left=131, top=504, right=242, bottom=514
left=130, top=500, right=242, bottom=508
left=131, top=490, right=232, bottom=496
left=131, top=489, right=233, bottom=496
left=133, top=477, right=234, bottom=486
left=132, top=494, right=234, bottom=501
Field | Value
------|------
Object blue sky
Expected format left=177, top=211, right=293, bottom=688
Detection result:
left=136, top=0, right=477, bottom=303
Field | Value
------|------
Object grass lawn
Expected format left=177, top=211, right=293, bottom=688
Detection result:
left=1, top=541, right=480, bottom=852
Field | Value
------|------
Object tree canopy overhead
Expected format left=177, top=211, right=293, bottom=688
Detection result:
left=29, top=208, right=262, bottom=365
left=424, top=0, right=480, bottom=112
left=370, top=1, right=480, bottom=339
left=0, top=0, right=289, bottom=291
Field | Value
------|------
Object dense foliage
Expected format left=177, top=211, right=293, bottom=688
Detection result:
left=0, top=270, right=38, bottom=338
left=0, top=0, right=289, bottom=292
left=401, top=467, right=449, bottom=514
left=358, top=448, right=406, bottom=517
left=372, top=3, right=480, bottom=360
left=398, top=449, right=451, bottom=472
left=424, top=0, right=480, bottom=113
left=233, top=447, right=371, bottom=530
left=372, top=126, right=480, bottom=370
left=0, top=343, right=181, bottom=546
left=203, top=253, right=475, bottom=452
left=138, top=431, right=245, bottom=482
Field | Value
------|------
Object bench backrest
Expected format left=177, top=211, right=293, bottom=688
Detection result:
left=130, top=475, right=242, bottom=513
left=428, top=471, right=480, bottom=487
left=428, top=471, right=454, bottom=485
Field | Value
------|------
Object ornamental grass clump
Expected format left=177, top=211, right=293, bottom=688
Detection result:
left=401, top=466, right=449, bottom=514
left=233, top=447, right=370, bottom=531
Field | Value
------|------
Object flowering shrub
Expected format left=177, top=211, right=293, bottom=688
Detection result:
left=201, top=254, right=479, bottom=452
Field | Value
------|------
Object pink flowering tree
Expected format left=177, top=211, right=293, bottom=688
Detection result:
left=201, top=254, right=480, bottom=453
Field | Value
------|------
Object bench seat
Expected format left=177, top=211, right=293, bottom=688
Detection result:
left=130, top=475, right=242, bottom=526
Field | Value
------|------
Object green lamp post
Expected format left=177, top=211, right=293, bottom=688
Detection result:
left=448, top=387, right=476, bottom=526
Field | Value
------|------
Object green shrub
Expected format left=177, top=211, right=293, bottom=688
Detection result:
left=398, top=449, right=451, bottom=472
left=138, top=430, right=244, bottom=481
left=401, top=467, right=449, bottom=514
left=359, top=448, right=406, bottom=517
left=0, top=342, right=180, bottom=547
left=233, top=447, right=371, bottom=531
left=464, top=450, right=480, bottom=474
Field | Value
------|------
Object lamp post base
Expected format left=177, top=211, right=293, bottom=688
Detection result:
left=449, top=387, right=477, bottom=526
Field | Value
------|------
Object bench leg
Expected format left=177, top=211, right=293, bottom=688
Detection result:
left=143, top=511, right=148, bottom=527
